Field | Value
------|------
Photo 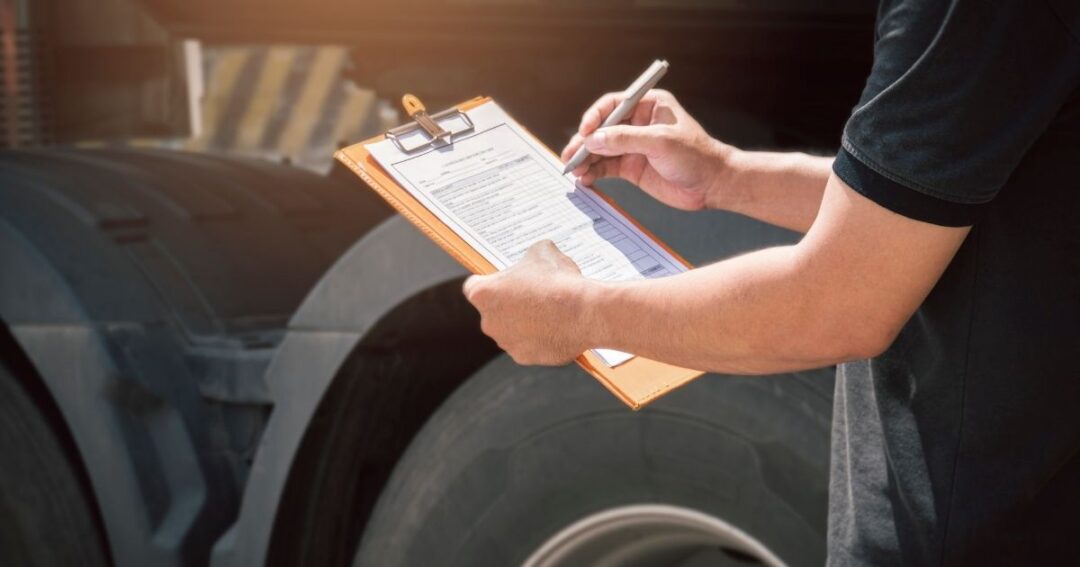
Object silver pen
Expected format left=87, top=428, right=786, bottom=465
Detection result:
left=562, top=59, right=670, bottom=175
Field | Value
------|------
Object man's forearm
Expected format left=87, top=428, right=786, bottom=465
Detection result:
left=575, top=172, right=965, bottom=375
left=707, top=149, right=833, bottom=234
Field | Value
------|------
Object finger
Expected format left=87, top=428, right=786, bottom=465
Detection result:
left=560, top=133, right=585, bottom=163
left=630, top=92, right=660, bottom=126
left=572, top=162, right=590, bottom=178
left=541, top=239, right=565, bottom=259
left=522, top=240, right=569, bottom=269
left=462, top=274, right=489, bottom=302
left=581, top=89, right=670, bottom=136
left=532, top=241, right=581, bottom=275
left=579, top=157, right=621, bottom=186
left=579, top=92, right=624, bottom=136
left=525, top=239, right=560, bottom=261
left=563, top=136, right=606, bottom=171
left=521, top=241, right=545, bottom=264
left=584, top=124, right=670, bottom=158
left=650, top=89, right=685, bottom=113
left=571, top=153, right=602, bottom=177
left=556, top=250, right=583, bottom=274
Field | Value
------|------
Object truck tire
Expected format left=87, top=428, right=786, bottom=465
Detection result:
left=0, top=361, right=109, bottom=567
left=354, top=356, right=833, bottom=567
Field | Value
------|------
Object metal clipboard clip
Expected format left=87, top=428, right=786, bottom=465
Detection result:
left=385, top=94, right=475, bottom=154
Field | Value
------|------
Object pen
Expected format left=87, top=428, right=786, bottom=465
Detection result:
left=562, top=59, right=670, bottom=175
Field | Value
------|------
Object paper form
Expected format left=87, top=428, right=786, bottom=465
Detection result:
left=367, top=101, right=687, bottom=367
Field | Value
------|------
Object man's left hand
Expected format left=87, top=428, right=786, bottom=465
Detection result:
left=463, top=241, right=592, bottom=366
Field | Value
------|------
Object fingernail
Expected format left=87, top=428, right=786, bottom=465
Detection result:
left=585, top=131, right=607, bottom=151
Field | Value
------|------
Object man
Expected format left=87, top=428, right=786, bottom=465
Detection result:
left=463, top=1, right=1080, bottom=564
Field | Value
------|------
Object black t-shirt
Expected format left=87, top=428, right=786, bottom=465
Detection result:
left=827, top=1, right=1080, bottom=565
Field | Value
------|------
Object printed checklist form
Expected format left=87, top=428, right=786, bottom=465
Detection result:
left=365, top=101, right=687, bottom=367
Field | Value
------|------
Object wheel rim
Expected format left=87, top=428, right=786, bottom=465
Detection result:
left=521, top=504, right=786, bottom=567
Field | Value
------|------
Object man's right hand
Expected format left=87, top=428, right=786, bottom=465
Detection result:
left=560, top=89, right=729, bottom=211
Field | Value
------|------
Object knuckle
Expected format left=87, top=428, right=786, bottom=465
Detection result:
left=508, top=350, right=527, bottom=365
left=470, top=283, right=493, bottom=305
left=585, top=92, right=623, bottom=122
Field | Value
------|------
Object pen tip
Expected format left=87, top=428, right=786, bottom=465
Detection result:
left=562, top=165, right=571, bottom=175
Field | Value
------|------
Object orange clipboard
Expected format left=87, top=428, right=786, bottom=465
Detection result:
left=334, top=94, right=704, bottom=410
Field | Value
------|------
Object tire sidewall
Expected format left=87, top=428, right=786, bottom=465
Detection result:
left=356, top=356, right=833, bottom=567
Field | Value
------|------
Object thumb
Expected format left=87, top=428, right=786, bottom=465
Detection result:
left=462, top=274, right=491, bottom=301
left=525, top=239, right=560, bottom=261
left=584, top=124, right=669, bottom=158
left=526, top=240, right=581, bottom=274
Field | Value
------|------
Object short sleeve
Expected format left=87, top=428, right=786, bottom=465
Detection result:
left=834, top=0, right=1080, bottom=227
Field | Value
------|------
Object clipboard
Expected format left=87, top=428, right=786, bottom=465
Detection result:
left=334, top=94, right=704, bottom=410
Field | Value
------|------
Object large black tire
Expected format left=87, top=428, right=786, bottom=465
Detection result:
left=0, top=361, right=109, bottom=567
left=354, top=356, right=833, bottom=567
